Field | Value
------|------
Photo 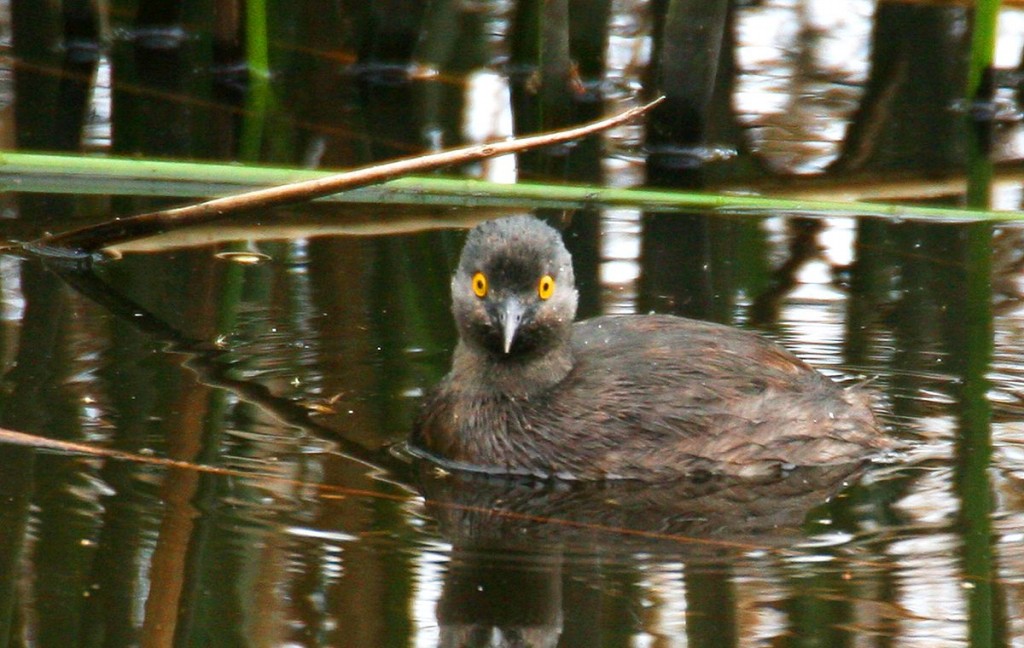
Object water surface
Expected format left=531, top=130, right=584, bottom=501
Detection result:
left=2, top=1, right=1024, bottom=646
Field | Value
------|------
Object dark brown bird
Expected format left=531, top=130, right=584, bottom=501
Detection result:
left=412, top=215, right=890, bottom=481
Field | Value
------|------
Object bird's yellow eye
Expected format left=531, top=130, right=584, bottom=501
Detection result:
left=472, top=272, right=488, bottom=298
left=538, top=275, right=555, bottom=300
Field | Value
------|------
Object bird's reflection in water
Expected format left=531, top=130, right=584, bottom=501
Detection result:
left=418, top=460, right=872, bottom=648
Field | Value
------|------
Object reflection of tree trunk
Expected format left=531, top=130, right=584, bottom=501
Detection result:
left=354, top=0, right=426, bottom=64
left=148, top=328, right=219, bottom=648
left=560, top=561, right=604, bottom=645
left=783, top=568, right=852, bottom=645
left=112, top=8, right=191, bottom=158
left=368, top=234, right=456, bottom=431
left=6, top=7, right=101, bottom=637
left=308, top=237, right=379, bottom=447
left=570, top=0, right=612, bottom=90
left=556, top=209, right=603, bottom=317
left=353, top=1, right=431, bottom=161
left=510, top=0, right=575, bottom=119
left=415, top=0, right=489, bottom=72
left=748, top=218, right=821, bottom=329
left=80, top=251, right=225, bottom=645
left=141, top=465, right=201, bottom=647
left=0, top=261, right=70, bottom=645
left=438, top=548, right=564, bottom=647
left=646, top=0, right=730, bottom=185
left=685, top=563, right=736, bottom=648
left=8, top=4, right=102, bottom=616
left=844, top=219, right=890, bottom=373
left=303, top=237, right=418, bottom=646
left=830, top=4, right=969, bottom=174
left=0, top=440, right=32, bottom=642
left=507, top=0, right=615, bottom=181
left=1017, top=41, right=1024, bottom=109
left=639, top=212, right=769, bottom=327
left=648, top=0, right=730, bottom=146
left=135, top=0, right=183, bottom=30
left=213, top=0, right=243, bottom=68
left=11, top=0, right=62, bottom=148
left=14, top=0, right=99, bottom=151
left=640, top=213, right=717, bottom=318
left=4, top=261, right=91, bottom=646
left=413, top=0, right=492, bottom=154
left=285, top=2, right=365, bottom=165
left=538, top=0, right=573, bottom=114
left=247, top=535, right=289, bottom=646
left=11, top=0, right=100, bottom=230
left=510, top=0, right=565, bottom=165
left=57, top=0, right=101, bottom=149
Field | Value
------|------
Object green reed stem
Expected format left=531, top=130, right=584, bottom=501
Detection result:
left=1, top=151, right=1022, bottom=223
left=245, top=0, right=270, bottom=78
left=967, top=0, right=1000, bottom=100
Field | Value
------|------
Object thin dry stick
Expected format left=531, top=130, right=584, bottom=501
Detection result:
left=34, top=97, right=664, bottom=253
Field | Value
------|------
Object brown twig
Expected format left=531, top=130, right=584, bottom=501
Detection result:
left=31, top=97, right=664, bottom=254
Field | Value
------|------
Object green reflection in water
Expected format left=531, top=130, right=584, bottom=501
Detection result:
left=955, top=221, right=1005, bottom=648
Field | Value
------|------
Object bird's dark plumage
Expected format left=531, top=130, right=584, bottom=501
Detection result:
left=412, top=215, right=890, bottom=481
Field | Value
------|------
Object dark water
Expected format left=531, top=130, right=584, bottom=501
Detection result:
left=2, top=1, right=1024, bottom=646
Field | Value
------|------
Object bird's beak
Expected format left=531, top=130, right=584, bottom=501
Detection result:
left=498, top=297, right=526, bottom=354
